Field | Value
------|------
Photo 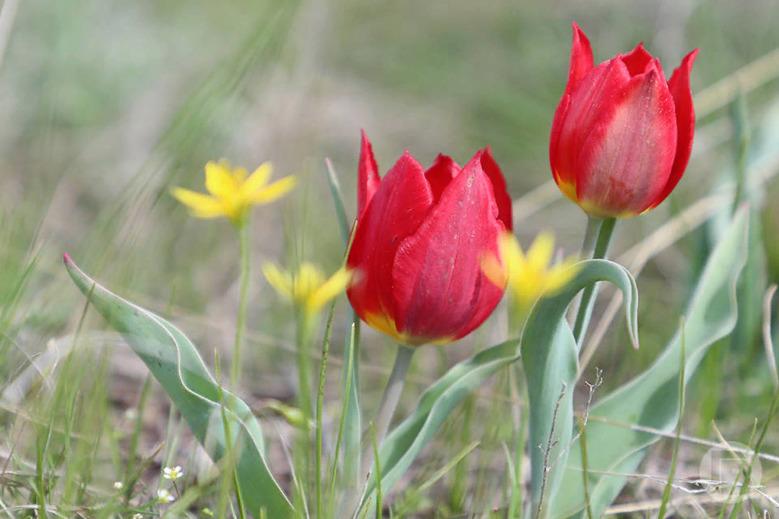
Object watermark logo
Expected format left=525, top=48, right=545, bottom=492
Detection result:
left=699, top=442, right=762, bottom=491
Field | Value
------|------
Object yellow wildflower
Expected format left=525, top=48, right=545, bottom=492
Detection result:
left=262, top=262, right=353, bottom=315
left=172, top=160, right=296, bottom=226
left=483, top=232, right=579, bottom=316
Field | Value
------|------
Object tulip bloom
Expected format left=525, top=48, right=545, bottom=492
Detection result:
left=346, top=132, right=513, bottom=345
left=550, top=23, right=698, bottom=218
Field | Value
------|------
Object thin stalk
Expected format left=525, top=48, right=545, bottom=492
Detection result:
left=371, top=423, right=383, bottom=519
left=231, top=222, right=251, bottom=387
left=315, top=303, right=336, bottom=519
left=577, top=417, right=593, bottom=519
left=361, top=344, right=415, bottom=478
left=372, top=345, right=415, bottom=447
left=572, top=217, right=616, bottom=345
left=294, top=311, right=315, bottom=509
left=657, top=322, right=686, bottom=519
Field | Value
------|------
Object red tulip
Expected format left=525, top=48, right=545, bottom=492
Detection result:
left=550, top=22, right=698, bottom=218
left=347, top=131, right=513, bottom=345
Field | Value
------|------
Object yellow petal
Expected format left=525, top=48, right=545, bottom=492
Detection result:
left=498, top=232, right=525, bottom=279
left=262, top=263, right=294, bottom=300
left=249, top=175, right=297, bottom=205
left=240, top=162, right=273, bottom=197
left=481, top=253, right=507, bottom=288
left=307, top=267, right=353, bottom=313
left=205, top=161, right=241, bottom=198
left=171, top=188, right=226, bottom=219
left=543, top=260, right=580, bottom=296
left=526, top=233, right=555, bottom=272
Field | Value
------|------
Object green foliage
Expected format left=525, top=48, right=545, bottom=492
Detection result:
left=64, top=256, right=294, bottom=518
left=551, top=208, right=749, bottom=518
left=357, top=259, right=637, bottom=515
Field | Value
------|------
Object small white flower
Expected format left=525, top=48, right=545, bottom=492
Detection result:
left=156, top=488, right=175, bottom=504
left=163, top=465, right=184, bottom=481
left=132, top=514, right=143, bottom=519
left=113, top=481, right=123, bottom=490
left=124, top=408, right=138, bottom=421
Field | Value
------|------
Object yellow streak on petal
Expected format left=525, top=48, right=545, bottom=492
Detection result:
left=171, top=188, right=225, bottom=219
left=365, top=312, right=409, bottom=344
left=250, top=175, right=297, bottom=204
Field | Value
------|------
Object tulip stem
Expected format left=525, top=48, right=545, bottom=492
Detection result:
left=370, top=344, right=415, bottom=458
left=231, top=222, right=251, bottom=387
left=572, top=216, right=616, bottom=346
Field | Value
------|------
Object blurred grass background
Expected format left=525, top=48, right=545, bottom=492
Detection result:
left=2, top=0, right=779, bottom=515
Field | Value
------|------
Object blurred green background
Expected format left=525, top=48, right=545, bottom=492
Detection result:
left=2, top=0, right=779, bottom=514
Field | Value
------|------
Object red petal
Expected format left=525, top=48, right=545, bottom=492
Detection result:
left=651, top=49, right=698, bottom=209
left=347, top=152, right=434, bottom=322
left=620, top=43, right=655, bottom=76
left=569, top=22, right=594, bottom=90
left=391, top=151, right=504, bottom=342
left=577, top=68, right=678, bottom=215
left=358, top=130, right=381, bottom=218
left=555, top=59, right=631, bottom=196
left=425, top=154, right=459, bottom=202
left=480, top=147, right=513, bottom=231
left=550, top=92, right=574, bottom=187
left=550, top=23, right=594, bottom=191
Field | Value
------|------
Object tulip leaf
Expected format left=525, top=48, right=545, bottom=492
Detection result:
left=64, top=256, right=294, bottom=518
left=523, top=259, right=638, bottom=514
left=550, top=208, right=749, bottom=518
left=357, top=259, right=637, bottom=514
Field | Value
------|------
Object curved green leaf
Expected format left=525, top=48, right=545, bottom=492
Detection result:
left=523, top=260, right=638, bottom=513
left=64, top=256, right=294, bottom=518
left=552, top=208, right=749, bottom=518
left=357, top=259, right=637, bottom=514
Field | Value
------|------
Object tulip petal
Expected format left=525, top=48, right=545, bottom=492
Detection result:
left=424, top=154, right=459, bottom=202
left=479, top=147, right=513, bottom=231
left=576, top=67, right=677, bottom=216
left=391, top=151, right=503, bottom=341
left=620, top=43, right=654, bottom=76
left=555, top=59, right=631, bottom=195
left=358, top=130, right=381, bottom=217
left=550, top=23, right=595, bottom=188
left=347, top=152, right=434, bottom=323
left=651, top=49, right=698, bottom=209
left=569, top=22, right=594, bottom=90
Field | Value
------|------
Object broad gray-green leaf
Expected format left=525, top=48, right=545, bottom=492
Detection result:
left=357, top=259, right=637, bottom=514
left=524, top=260, right=637, bottom=513
left=64, top=256, right=294, bottom=518
left=552, top=208, right=749, bottom=518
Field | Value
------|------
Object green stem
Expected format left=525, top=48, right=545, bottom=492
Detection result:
left=231, top=223, right=251, bottom=387
left=572, top=216, right=616, bottom=346
left=297, top=313, right=314, bottom=425
left=362, top=344, right=415, bottom=478
left=315, top=304, right=336, bottom=519
left=373, top=345, right=415, bottom=445
left=294, top=311, right=315, bottom=510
